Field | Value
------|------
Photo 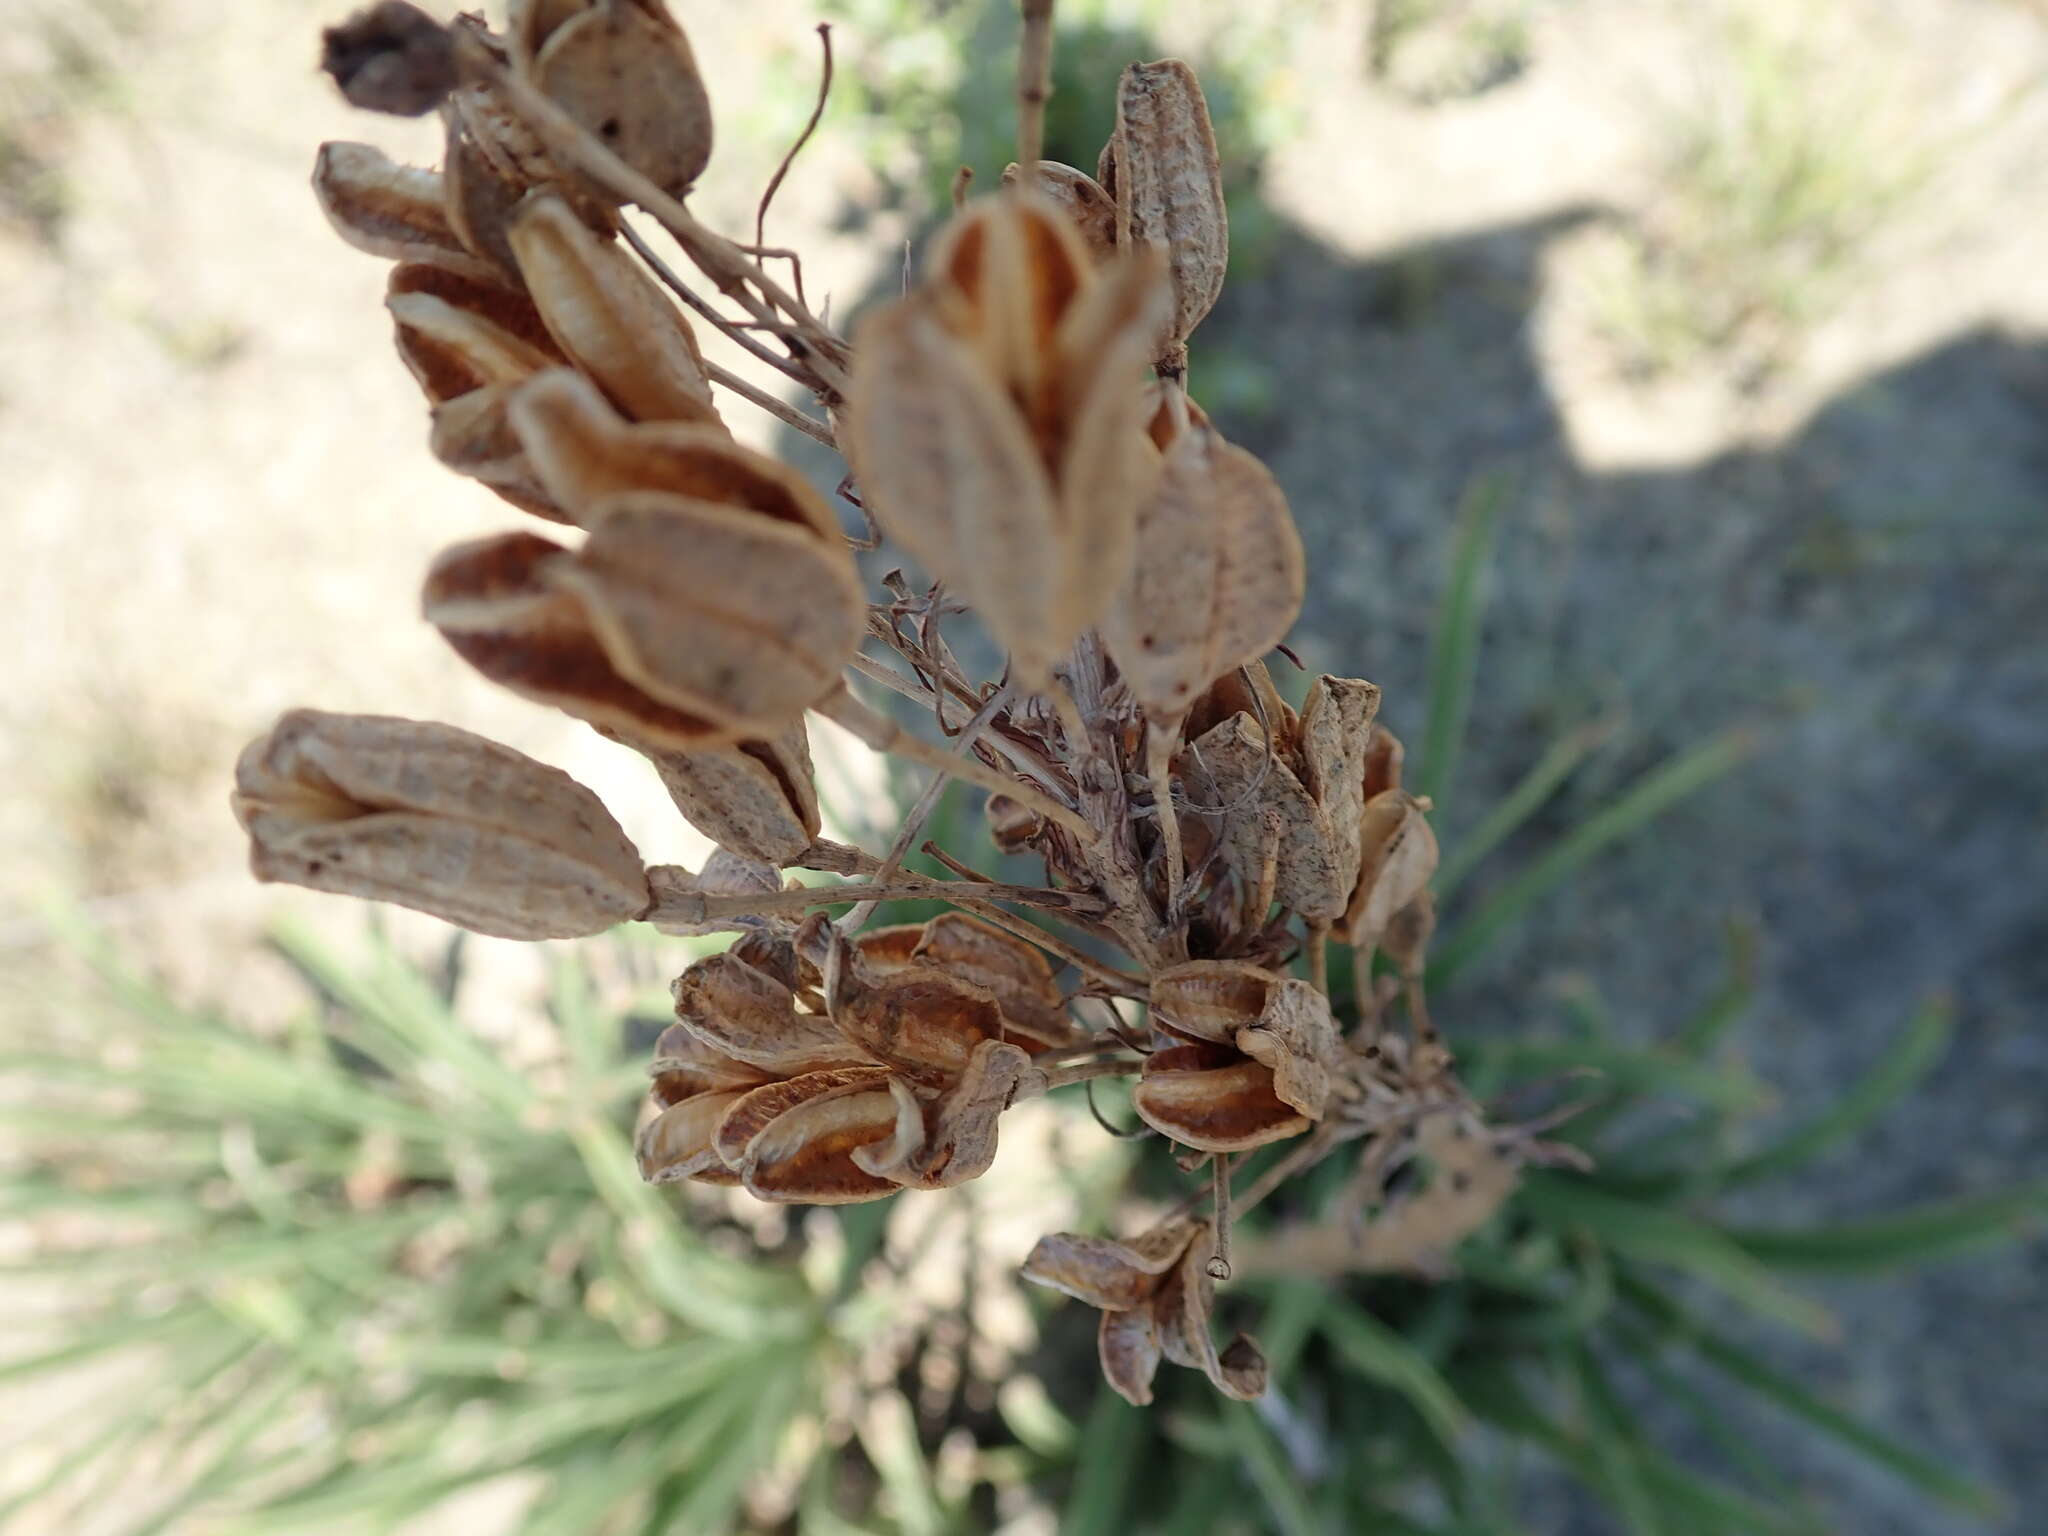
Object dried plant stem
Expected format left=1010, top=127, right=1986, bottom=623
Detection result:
left=1206, top=1154, right=1234, bottom=1280
left=1146, top=718, right=1185, bottom=917
left=915, top=843, right=1151, bottom=998
left=1016, top=0, right=1056, bottom=183
left=755, top=24, right=834, bottom=258
left=847, top=650, right=972, bottom=729
left=1033, top=1057, right=1144, bottom=1094
left=1305, top=923, right=1329, bottom=995
left=462, top=39, right=852, bottom=395
left=846, top=685, right=1016, bottom=928
left=647, top=876, right=1102, bottom=929
left=703, top=359, right=836, bottom=446
left=1351, top=938, right=1379, bottom=1038
left=817, top=685, right=1089, bottom=839
left=621, top=223, right=817, bottom=389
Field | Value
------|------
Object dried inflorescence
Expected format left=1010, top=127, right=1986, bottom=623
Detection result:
left=241, top=0, right=1541, bottom=1407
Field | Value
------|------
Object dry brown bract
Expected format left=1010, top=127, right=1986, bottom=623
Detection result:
left=249, top=0, right=1517, bottom=1415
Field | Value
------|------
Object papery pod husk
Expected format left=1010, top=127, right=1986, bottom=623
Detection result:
left=1154, top=1234, right=1268, bottom=1401
left=1020, top=1219, right=1201, bottom=1310
left=927, top=190, right=1091, bottom=402
left=1107, top=59, right=1227, bottom=354
left=713, top=1066, right=901, bottom=1204
left=1185, top=712, right=1351, bottom=921
left=321, top=1, right=457, bottom=117
left=1100, top=419, right=1304, bottom=720
left=429, top=382, right=574, bottom=523
left=1131, top=1043, right=1310, bottom=1153
left=639, top=721, right=819, bottom=867
left=635, top=1090, right=748, bottom=1185
left=1381, top=889, right=1437, bottom=977
left=554, top=490, right=863, bottom=735
left=313, top=141, right=497, bottom=280
left=1294, top=676, right=1383, bottom=892
left=807, top=915, right=1005, bottom=1089
left=529, top=0, right=713, bottom=202
left=1000, top=160, right=1119, bottom=261
left=851, top=1038, right=1040, bottom=1189
left=506, top=194, right=722, bottom=427
left=510, top=371, right=828, bottom=538
left=1336, top=788, right=1439, bottom=944
left=647, top=1019, right=773, bottom=1102
left=1182, top=661, right=1296, bottom=749
left=985, top=793, right=1044, bottom=853
left=906, top=913, right=1080, bottom=1050
left=846, top=294, right=1067, bottom=682
left=1149, top=959, right=1275, bottom=1046
left=387, top=262, right=565, bottom=403
left=642, top=853, right=787, bottom=937
left=423, top=530, right=735, bottom=750
left=1099, top=1302, right=1164, bottom=1405
left=670, top=950, right=864, bottom=1075
left=1361, top=723, right=1405, bottom=800
left=231, top=709, right=648, bottom=940
left=1234, top=977, right=1337, bottom=1119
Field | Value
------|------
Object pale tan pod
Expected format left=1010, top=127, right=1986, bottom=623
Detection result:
left=1339, top=789, right=1439, bottom=944
left=423, top=530, right=739, bottom=751
left=428, top=383, right=575, bottom=525
left=1187, top=712, right=1351, bottom=921
left=1020, top=1220, right=1200, bottom=1310
left=1099, top=1303, right=1164, bottom=1406
left=911, top=912, right=1080, bottom=1050
left=531, top=0, right=713, bottom=202
left=641, top=721, right=820, bottom=866
left=1101, top=425, right=1305, bottom=720
left=507, top=193, right=721, bottom=426
left=928, top=191, right=1091, bottom=399
left=511, top=371, right=832, bottom=538
left=231, top=709, right=648, bottom=940
left=1149, top=959, right=1276, bottom=1045
left=845, top=296, right=1066, bottom=681
left=1111, top=58, right=1228, bottom=352
left=386, top=273, right=564, bottom=403
left=1131, top=1043, right=1310, bottom=1153
left=1001, top=161, right=1119, bottom=261
left=635, top=1091, right=748, bottom=1185
left=312, top=142, right=496, bottom=279
left=556, top=491, right=864, bottom=734
left=1295, top=676, right=1383, bottom=892
left=713, top=1067, right=901, bottom=1204
left=851, top=1038, right=1038, bottom=1190
left=1234, top=977, right=1337, bottom=1119
left=670, top=951, right=861, bottom=1074
left=509, top=0, right=594, bottom=71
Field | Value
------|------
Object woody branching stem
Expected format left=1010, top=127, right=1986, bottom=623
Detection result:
left=1017, top=0, right=1056, bottom=182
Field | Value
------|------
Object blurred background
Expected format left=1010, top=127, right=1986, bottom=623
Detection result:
left=2, top=0, right=2044, bottom=1531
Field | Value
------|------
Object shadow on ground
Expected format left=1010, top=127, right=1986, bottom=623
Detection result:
left=1205, top=207, right=2047, bottom=1535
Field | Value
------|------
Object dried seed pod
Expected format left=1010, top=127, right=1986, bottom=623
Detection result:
left=851, top=1038, right=1041, bottom=1189
left=423, top=530, right=732, bottom=750
left=231, top=709, right=648, bottom=939
left=1131, top=1043, right=1310, bottom=1153
left=510, top=372, right=830, bottom=538
left=908, top=913, right=1080, bottom=1051
left=1100, top=421, right=1304, bottom=721
left=712, top=1066, right=901, bottom=1204
left=386, top=263, right=565, bottom=403
left=1183, top=661, right=1296, bottom=748
left=1380, top=889, right=1437, bottom=978
left=529, top=0, right=713, bottom=202
left=428, top=383, right=574, bottom=523
left=556, top=492, right=862, bottom=733
left=1233, top=978, right=1337, bottom=1119
left=1153, top=1237, right=1268, bottom=1401
left=639, top=721, right=819, bottom=867
left=509, top=0, right=595, bottom=70
left=1337, top=789, right=1439, bottom=945
left=986, top=793, right=1044, bottom=852
left=1000, top=160, right=1119, bottom=260
left=642, top=851, right=787, bottom=937
left=806, top=914, right=1004, bottom=1090
left=1149, top=959, right=1276, bottom=1045
left=506, top=193, right=721, bottom=426
left=636, top=1087, right=752, bottom=1185
left=1186, top=712, right=1352, bottom=920
left=1361, top=723, right=1405, bottom=800
left=670, top=951, right=865, bottom=1075
left=1294, top=675, right=1383, bottom=893
left=321, top=2, right=456, bottom=117
left=928, top=190, right=1092, bottom=399
left=1108, top=59, right=1227, bottom=361
left=1020, top=1220, right=1201, bottom=1310
left=312, top=142, right=495, bottom=279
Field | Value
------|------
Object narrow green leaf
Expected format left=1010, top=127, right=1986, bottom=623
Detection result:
left=1565, top=1345, right=1664, bottom=1536
left=1437, top=717, right=1614, bottom=901
left=1463, top=1039, right=1771, bottom=1114
left=1226, top=1399, right=1320, bottom=1536
left=1418, top=469, right=1510, bottom=810
left=1520, top=1174, right=1834, bottom=1337
left=1320, top=1302, right=1468, bottom=1452
left=1433, top=728, right=1756, bottom=985
left=1717, top=1000, right=1951, bottom=1187
left=1721, top=1181, right=2048, bottom=1274
left=1062, top=1391, right=1144, bottom=1536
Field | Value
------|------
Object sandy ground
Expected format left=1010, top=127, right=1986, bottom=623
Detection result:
left=2, top=0, right=2045, bottom=1530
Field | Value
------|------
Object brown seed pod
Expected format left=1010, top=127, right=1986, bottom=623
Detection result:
left=635, top=1090, right=750, bottom=1185
left=638, top=721, right=820, bottom=867
left=906, top=912, right=1080, bottom=1051
left=670, top=951, right=864, bottom=1075
left=423, top=530, right=733, bottom=750
left=321, top=2, right=456, bottom=117
left=510, top=371, right=830, bottom=537
left=1233, top=977, right=1337, bottom=1119
left=506, top=193, right=721, bottom=426
left=231, top=709, right=648, bottom=940
left=1019, top=1220, right=1201, bottom=1310
left=386, top=262, right=565, bottom=404
left=1131, top=1043, right=1310, bottom=1153
left=1337, top=788, right=1440, bottom=945
left=312, top=142, right=496, bottom=279
left=1294, top=675, right=1383, bottom=895
left=1185, top=712, right=1352, bottom=921
left=1149, top=959, right=1276, bottom=1045
left=1100, top=420, right=1304, bottom=722
left=529, top=0, right=713, bottom=202
left=428, top=383, right=574, bottom=524
left=806, top=914, right=1006, bottom=1090
left=850, top=1038, right=1041, bottom=1189
left=1001, top=160, right=1119, bottom=261
left=1108, top=59, right=1227, bottom=361
left=712, top=1066, right=902, bottom=1204
left=1361, top=723, right=1406, bottom=800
